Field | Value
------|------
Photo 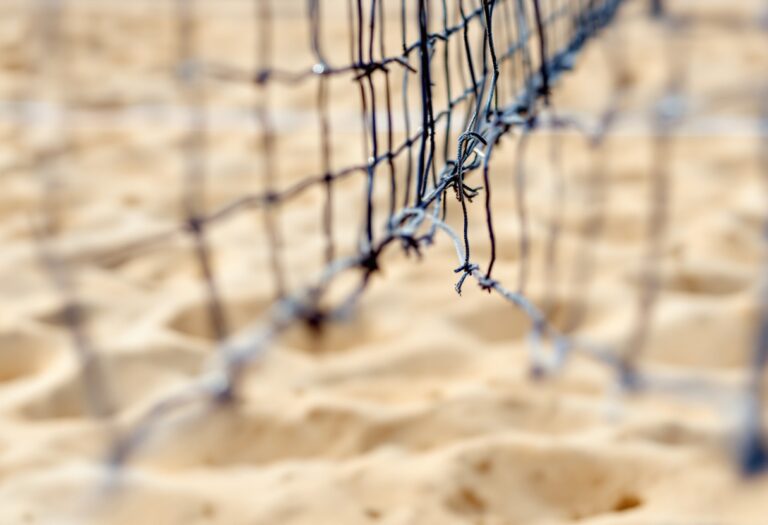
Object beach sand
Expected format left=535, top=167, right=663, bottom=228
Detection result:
left=0, top=0, right=767, bottom=523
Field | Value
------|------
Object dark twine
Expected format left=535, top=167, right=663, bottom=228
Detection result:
left=26, top=0, right=768, bottom=480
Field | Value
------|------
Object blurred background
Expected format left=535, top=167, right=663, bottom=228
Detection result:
left=0, top=1, right=767, bottom=523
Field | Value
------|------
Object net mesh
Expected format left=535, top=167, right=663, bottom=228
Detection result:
left=7, top=0, right=768, bottom=475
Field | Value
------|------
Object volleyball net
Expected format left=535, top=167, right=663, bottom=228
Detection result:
left=14, top=0, right=768, bottom=474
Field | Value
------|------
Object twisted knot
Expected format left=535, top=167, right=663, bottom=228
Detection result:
left=453, top=262, right=479, bottom=295
left=478, top=275, right=497, bottom=292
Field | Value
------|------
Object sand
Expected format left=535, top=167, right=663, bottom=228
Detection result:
left=0, top=0, right=767, bottom=523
